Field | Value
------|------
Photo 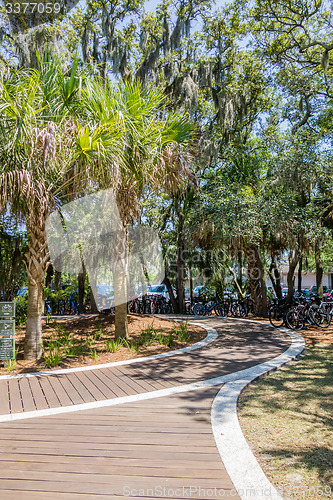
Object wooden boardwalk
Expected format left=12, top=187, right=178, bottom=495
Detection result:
left=0, top=318, right=291, bottom=499
left=0, top=319, right=290, bottom=416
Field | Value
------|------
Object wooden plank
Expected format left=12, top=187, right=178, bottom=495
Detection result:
left=101, top=368, right=139, bottom=396
left=0, top=478, right=236, bottom=499
left=0, top=459, right=226, bottom=478
left=47, top=376, right=73, bottom=407
left=0, top=380, right=10, bottom=414
left=127, top=367, right=174, bottom=390
left=84, top=370, right=119, bottom=399
left=66, top=374, right=97, bottom=403
left=0, top=437, right=217, bottom=453
left=0, top=445, right=220, bottom=461
left=26, top=377, right=49, bottom=411
left=18, top=378, right=36, bottom=412
left=73, top=372, right=107, bottom=401
left=0, top=432, right=215, bottom=447
left=0, top=454, right=224, bottom=470
left=54, top=375, right=84, bottom=405
left=0, top=491, right=112, bottom=500
left=98, top=369, right=130, bottom=398
left=111, top=366, right=155, bottom=394
left=7, top=379, right=23, bottom=413
left=2, top=422, right=213, bottom=434
left=38, top=377, right=61, bottom=408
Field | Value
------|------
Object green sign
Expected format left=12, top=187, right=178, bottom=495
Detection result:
left=0, top=337, right=15, bottom=360
left=0, top=320, right=15, bottom=337
left=0, top=302, right=15, bottom=318
left=0, top=303, right=15, bottom=360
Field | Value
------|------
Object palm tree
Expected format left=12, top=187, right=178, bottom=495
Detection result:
left=82, top=79, right=195, bottom=338
left=0, top=60, right=122, bottom=359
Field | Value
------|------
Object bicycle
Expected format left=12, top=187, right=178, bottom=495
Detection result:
left=268, top=298, right=289, bottom=328
left=193, top=300, right=226, bottom=317
left=286, top=299, right=320, bottom=330
left=44, top=298, right=52, bottom=315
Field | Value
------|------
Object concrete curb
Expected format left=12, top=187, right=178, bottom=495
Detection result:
left=211, top=326, right=305, bottom=500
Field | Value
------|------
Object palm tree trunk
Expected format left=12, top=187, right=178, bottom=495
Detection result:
left=25, top=279, right=44, bottom=360
left=24, top=229, right=49, bottom=360
left=176, top=209, right=186, bottom=314
left=114, top=224, right=129, bottom=340
left=114, top=257, right=129, bottom=339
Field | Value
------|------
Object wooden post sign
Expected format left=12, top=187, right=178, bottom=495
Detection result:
left=0, top=302, right=15, bottom=361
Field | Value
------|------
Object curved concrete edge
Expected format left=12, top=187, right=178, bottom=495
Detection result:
left=211, top=328, right=305, bottom=500
left=0, top=321, right=217, bottom=380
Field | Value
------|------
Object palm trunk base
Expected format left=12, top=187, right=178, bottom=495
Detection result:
left=115, top=302, right=129, bottom=340
left=24, top=316, right=43, bottom=360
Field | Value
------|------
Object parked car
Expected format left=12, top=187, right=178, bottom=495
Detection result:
left=16, top=286, right=28, bottom=297
left=146, top=284, right=170, bottom=299
left=193, top=285, right=211, bottom=301
left=309, top=285, right=329, bottom=295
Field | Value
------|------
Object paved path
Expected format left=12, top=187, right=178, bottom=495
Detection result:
left=0, top=318, right=293, bottom=499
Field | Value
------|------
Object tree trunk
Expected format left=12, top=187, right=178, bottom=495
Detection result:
left=54, top=270, right=61, bottom=291
left=315, top=239, right=323, bottom=298
left=114, top=221, right=129, bottom=340
left=89, top=270, right=99, bottom=314
left=78, top=272, right=85, bottom=314
left=162, top=275, right=178, bottom=313
left=25, top=280, right=44, bottom=360
left=286, top=249, right=300, bottom=304
left=176, top=209, right=186, bottom=314
left=45, top=263, right=53, bottom=289
left=247, top=244, right=267, bottom=317
left=189, top=264, right=193, bottom=303
left=268, top=255, right=282, bottom=299
left=298, top=256, right=302, bottom=292
left=114, top=256, right=129, bottom=340
left=237, top=250, right=242, bottom=288
left=24, top=227, right=49, bottom=360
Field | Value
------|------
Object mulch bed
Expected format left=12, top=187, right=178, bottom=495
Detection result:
left=0, top=314, right=206, bottom=376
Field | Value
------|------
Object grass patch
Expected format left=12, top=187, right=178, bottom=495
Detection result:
left=238, top=346, right=333, bottom=499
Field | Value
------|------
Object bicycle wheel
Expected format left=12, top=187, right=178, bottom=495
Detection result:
left=286, top=309, right=304, bottom=330
left=193, top=303, right=205, bottom=316
left=268, top=305, right=285, bottom=328
left=311, top=306, right=331, bottom=328
left=214, top=304, right=227, bottom=317
left=150, top=301, right=158, bottom=314
left=231, top=303, right=246, bottom=318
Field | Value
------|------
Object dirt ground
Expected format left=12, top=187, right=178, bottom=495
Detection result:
left=246, top=315, right=333, bottom=347
left=0, top=314, right=206, bottom=375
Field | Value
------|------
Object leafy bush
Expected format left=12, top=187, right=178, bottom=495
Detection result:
left=172, top=322, right=190, bottom=342
left=14, top=295, right=28, bottom=325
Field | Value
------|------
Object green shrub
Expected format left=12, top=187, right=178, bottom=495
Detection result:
left=44, top=349, right=62, bottom=368
left=172, top=322, right=189, bottom=342
left=14, top=295, right=28, bottom=325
